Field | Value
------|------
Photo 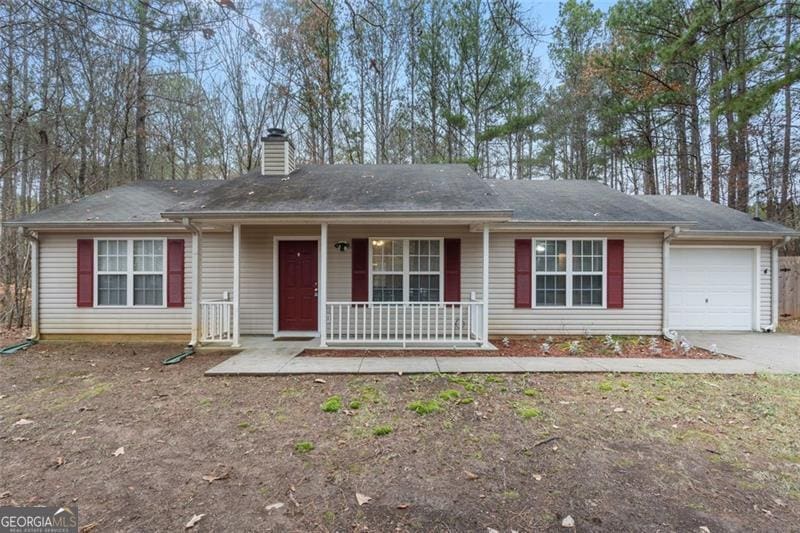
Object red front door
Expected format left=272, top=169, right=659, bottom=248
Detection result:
left=278, top=240, right=318, bottom=331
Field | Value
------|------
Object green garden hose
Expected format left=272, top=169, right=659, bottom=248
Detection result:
left=0, top=339, right=37, bottom=355
left=162, top=346, right=195, bottom=365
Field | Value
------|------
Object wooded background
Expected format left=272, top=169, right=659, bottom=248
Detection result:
left=1, top=0, right=799, bottom=326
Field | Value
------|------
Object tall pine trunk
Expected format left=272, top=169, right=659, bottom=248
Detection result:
left=134, top=1, right=149, bottom=181
left=781, top=0, right=792, bottom=215
left=709, top=52, right=721, bottom=203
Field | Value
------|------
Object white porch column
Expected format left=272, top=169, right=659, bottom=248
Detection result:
left=482, top=224, right=490, bottom=348
left=319, top=223, right=328, bottom=347
left=232, top=223, right=241, bottom=347
left=190, top=226, right=202, bottom=346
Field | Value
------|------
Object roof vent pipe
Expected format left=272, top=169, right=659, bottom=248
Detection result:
left=261, top=128, right=295, bottom=176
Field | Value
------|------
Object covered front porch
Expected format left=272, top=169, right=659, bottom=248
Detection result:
left=189, top=221, right=492, bottom=349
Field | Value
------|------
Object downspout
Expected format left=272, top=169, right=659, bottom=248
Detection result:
left=661, top=226, right=681, bottom=340
left=182, top=218, right=202, bottom=346
left=23, top=230, right=40, bottom=340
left=763, top=235, right=792, bottom=332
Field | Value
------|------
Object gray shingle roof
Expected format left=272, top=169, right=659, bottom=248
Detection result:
left=161, top=164, right=507, bottom=217
left=6, top=167, right=798, bottom=240
left=5, top=180, right=225, bottom=226
left=637, top=195, right=798, bottom=235
left=488, top=179, right=683, bottom=224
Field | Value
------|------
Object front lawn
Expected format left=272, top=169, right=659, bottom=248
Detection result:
left=1, top=342, right=799, bottom=531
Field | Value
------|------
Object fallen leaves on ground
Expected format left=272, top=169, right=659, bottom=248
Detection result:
left=184, top=514, right=205, bottom=529
left=112, top=447, right=124, bottom=457
left=356, top=493, right=372, bottom=505
left=201, top=471, right=229, bottom=483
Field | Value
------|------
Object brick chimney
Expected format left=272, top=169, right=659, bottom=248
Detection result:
left=261, top=128, right=295, bottom=176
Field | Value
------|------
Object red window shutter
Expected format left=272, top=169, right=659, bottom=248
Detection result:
left=444, top=238, right=461, bottom=302
left=514, top=239, right=532, bottom=308
left=607, top=239, right=624, bottom=309
left=76, top=239, right=93, bottom=307
left=167, top=239, right=185, bottom=307
left=351, top=238, right=369, bottom=302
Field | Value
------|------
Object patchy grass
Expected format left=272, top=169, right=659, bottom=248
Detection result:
left=513, top=403, right=542, bottom=419
left=438, top=389, right=461, bottom=401
left=598, top=381, right=614, bottom=392
left=348, top=399, right=362, bottom=410
left=522, top=387, right=539, bottom=398
left=407, top=399, right=441, bottom=415
left=446, top=374, right=487, bottom=393
left=321, top=395, right=342, bottom=413
left=294, top=441, right=314, bottom=454
left=372, top=425, right=393, bottom=437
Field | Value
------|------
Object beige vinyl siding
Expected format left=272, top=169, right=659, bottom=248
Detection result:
left=239, top=225, right=320, bottom=334
left=39, top=233, right=192, bottom=334
left=489, top=233, right=664, bottom=335
left=759, top=244, right=771, bottom=327
left=38, top=226, right=777, bottom=338
left=200, top=232, right=233, bottom=301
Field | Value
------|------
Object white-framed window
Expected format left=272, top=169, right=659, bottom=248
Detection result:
left=369, top=238, right=443, bottom=303
left=533, top=238, right=606, bottom=308
left=95, top=238, right=166, bottom=307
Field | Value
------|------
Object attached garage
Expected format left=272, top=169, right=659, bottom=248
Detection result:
left=667, top=247, right=758, bottom=331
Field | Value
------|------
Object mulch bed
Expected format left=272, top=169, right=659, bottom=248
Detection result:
left=302, top=335, right=727, bottom=359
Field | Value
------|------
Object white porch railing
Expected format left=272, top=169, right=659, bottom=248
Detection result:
left=200, top=300, right=234, bottom=343
left=325, top=301, right=486, bottom=346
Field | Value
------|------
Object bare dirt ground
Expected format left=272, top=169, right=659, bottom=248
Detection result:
left=2, top=339, right=799, bottom=532
left=305, top=335, right=722, bottom=359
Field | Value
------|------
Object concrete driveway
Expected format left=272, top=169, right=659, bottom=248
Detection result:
left=682, top=331, right=800, bottom=373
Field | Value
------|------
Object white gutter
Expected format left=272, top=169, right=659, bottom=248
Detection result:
left=764, top=235, right=792, bottom=332
left=23, top=230, right=39, bottom=340
left=661, top=226, right=681, bottom=340
left=182, top=218, right=202, bottom=346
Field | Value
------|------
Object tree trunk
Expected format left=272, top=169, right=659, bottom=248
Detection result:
left=689, top=66, right=704, bottom=198
left=780, top=0, right=792, bottom=216
left=709, top=52, right=721, bottom=203
left=676, top=104, right=691, bottom=194
left=134, top=0, right=149, bottom=181
left=642, top=110, right=657, bottom=195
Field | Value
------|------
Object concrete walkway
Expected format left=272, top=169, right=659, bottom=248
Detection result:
left=205, top=334, right=800, bottom=376
left=682, top=331, right=800, bottom=373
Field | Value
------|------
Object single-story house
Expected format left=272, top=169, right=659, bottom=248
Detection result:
left=6, top=129, right=798, bottom=348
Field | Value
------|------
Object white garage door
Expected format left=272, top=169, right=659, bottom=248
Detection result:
left=668, top=247, right=755, bottom=330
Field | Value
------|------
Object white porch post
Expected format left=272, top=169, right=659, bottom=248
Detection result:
left=482, top=224, right=490, bottom=348
left=232, top=223, right=241, bottom=347
left=189, top=222, right=202, bottom=346
left=319, top=223, right=328, bottom=347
